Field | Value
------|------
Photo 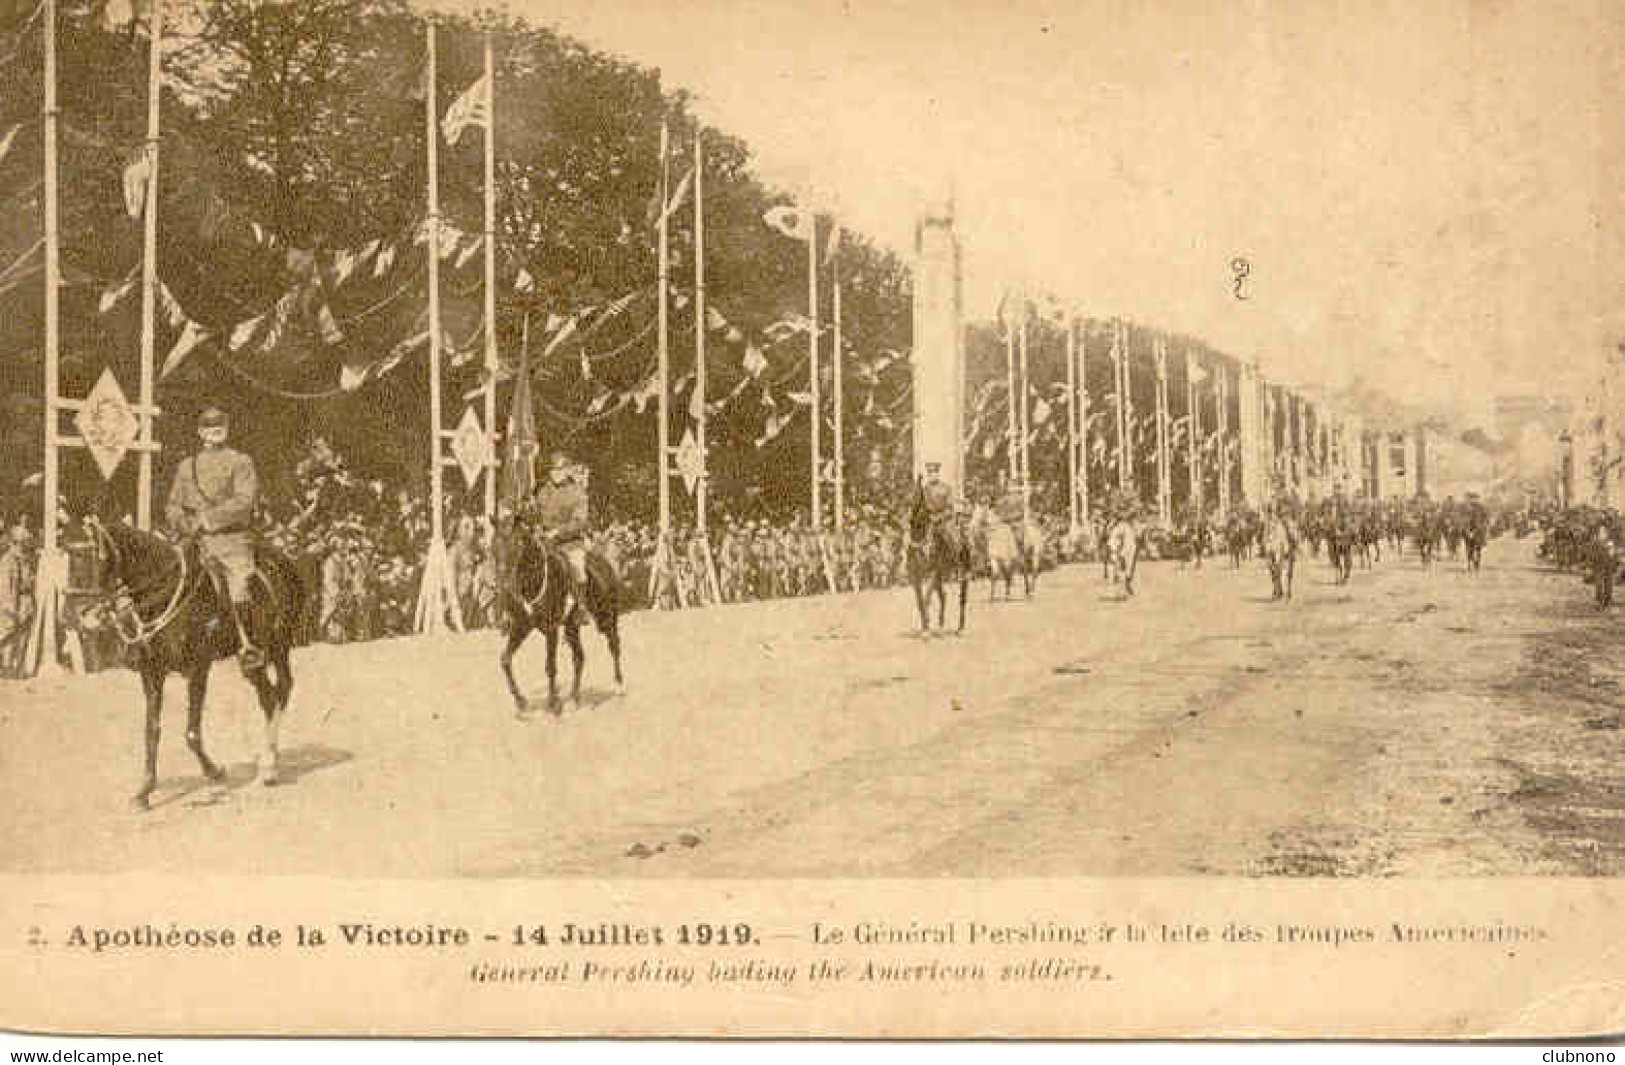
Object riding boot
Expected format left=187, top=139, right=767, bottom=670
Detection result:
left=231, top=596, right=265, bottom=673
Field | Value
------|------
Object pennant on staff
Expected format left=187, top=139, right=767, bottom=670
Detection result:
left=1033, top=397, right=1052, bottom=426
left=318, top=304, right=344, bottom=345
left=0, top=124, right=18, bottom=167
left=631, top=374, right=660, bottom=414
left=514, top=268, right=535, bottom=293
left=441, top=73, right=490, bottom=146
left=122, top=152, right=152, bottom=218
left=689, top=379, right=705, bottom=421
left=229, top=314, right=262, bottom=351
left=373, top=243, right=397, bottom=277
left=705, top=305, right=728, bottom=332
left=160, top=320, right=208, bottom=379
left=763, top=204, right=812, bottom=241
left=98, top=274, right=136, bottom=314
left=453, top=236, right=483, bottom=270
left=755, top=410, right=795, bottom=448
left=742, top=344, right=767, bottom=376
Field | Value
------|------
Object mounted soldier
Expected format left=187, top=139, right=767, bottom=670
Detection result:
left=164, top=407, right=265, bottom=671
left=531, top=450, right=593, bottom=621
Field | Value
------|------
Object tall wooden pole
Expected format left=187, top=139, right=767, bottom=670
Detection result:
left=33, top=0, right=61, bottom=675
left=1114, top=320, right=1130, bottom=493
left=656, top=121, right=671, bottom=541
left=425, top=18, right=443, bottom=548
left=1187, top=351, right=1201, bottom=519
left=807, top=215, right=821, bottom=529
left=1018, top=313, right=1030, bottom=526
left=481, top=33, right=497, bottom=520
left=1004, top=321, right=1018, bottom=485
left=136, top=0, right=162, bottom=531
left=693, top=133, right=707, bottom=534
left=1065, top=313, right=1078, bottom=532
left=1155, top=337, right=1170, bottom=523
left=1077, top=324, right=1089, bottom=527
left=832, top=239, right=844, bottom=530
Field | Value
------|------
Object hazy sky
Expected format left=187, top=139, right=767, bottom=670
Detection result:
left=452, top=0, right=1615, bottom=424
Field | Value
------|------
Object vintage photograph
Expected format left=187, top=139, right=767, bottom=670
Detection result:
left=0, top=0, right=1620, bottom=894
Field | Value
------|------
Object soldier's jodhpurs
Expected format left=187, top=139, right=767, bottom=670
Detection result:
left=201, top=530, right=256, bottom=600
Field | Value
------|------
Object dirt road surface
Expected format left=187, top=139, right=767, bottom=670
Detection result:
left=1, top=535, right=1619, bottom=877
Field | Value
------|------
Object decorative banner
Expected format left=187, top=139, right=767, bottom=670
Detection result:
left=674, top=427, right=704, bottom=496
left=449, top=406, right=489, bottom=490
left=75, top=369, right=139, bottom=481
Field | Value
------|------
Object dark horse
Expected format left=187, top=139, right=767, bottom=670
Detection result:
left=81, top=516, right=303, bottom=809
left=906, top=498, right=971, bottom=634
left=496, top=524, right=624, bottom=717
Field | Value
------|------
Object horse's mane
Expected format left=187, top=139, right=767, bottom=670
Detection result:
left=100, top=521, right=184, bottom=577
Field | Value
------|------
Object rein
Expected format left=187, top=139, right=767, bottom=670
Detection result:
left=87, top=517, right=196, bottom=651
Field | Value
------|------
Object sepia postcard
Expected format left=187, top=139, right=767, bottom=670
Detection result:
left=0, top=0, right=1622, bottom=1040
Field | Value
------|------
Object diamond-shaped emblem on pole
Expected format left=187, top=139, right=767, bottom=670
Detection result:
left=450, top=405, right=488, bottom=490
left=674, top=427, right=704, bottom=496
left=75, top=368, right=140, bottom=481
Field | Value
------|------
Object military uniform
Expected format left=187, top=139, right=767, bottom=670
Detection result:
left=0, top=531, right=35, bottom=675
left=165, top=443, right=259, bottom=599
left=534, top=459, right=591, bottom=601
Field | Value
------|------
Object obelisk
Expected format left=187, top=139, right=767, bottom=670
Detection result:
left=911, top=200, right=965, bottom=492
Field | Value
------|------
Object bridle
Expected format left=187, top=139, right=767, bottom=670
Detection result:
left=83, top=515, right=195, bottom=651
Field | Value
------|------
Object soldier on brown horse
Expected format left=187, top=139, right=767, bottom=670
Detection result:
left=906, top=462, right=971, bottom=633
left=497, top=452, right=624, bottom=717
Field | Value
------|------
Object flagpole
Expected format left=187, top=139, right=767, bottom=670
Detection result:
left=808, top=213, right=820, bottom=530
left=1004, top=317, right=1017, bottom=485
left=136, top=0, right=162, bottom=532
left=1077, top=324, right=1089, bottom=529
left=1114, top=320, right=1128, bottom=494
left=31, top=0, right=62, bottom=676
left=1065, top=311, right=1077, bottom=533
left=1018, top=311, right=1030, bottom=528
left=426, top=18, right=443, bottom=550
left=481, top=32, right=497, bottom=521
left=832, top=234, right=844, bottom=532
left=413, top=15, right=454, bottom=635
left=693, top=132, right=707, bottom=537
left=1155, top=337, right=1170, bottom=524
left=1187, top=350, right=1201, bottom=521
left=656, top=120, right=671, bottom=544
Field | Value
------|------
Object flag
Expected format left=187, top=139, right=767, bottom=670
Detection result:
left=454, top=236, right=483, bottom=269
left=705, top=306, right=728, bottom=332
left=318, top=304, right=344, bottom=345
left=1033, top=398, right=1052, bottom=426
left=441, top=73, right=490, bottom=146
left=159, top=320, right=207, bottom=379
left=500, top=325, right=538, bottom=512
left=656, top=167, right=693, bottom=226
left=689, top=380, right=705, bottom=421
left=514, top=268, right=535, bottom=293
left=122, top=152, right=151, bottom=218
left=763, top=204, right=812, bottom=241
left=373, top=243, right=396, bottom=277
left=229, top=314, right=262, bottom=351
left=0, top=125, right=18, bottom=167
left=742, top=344, right=767, bottom=377
left=98, top=275, right=136, bottom=314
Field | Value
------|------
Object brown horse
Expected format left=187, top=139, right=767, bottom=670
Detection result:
left=80, top=516, right=303, bottom=809
left=496, top=524, right=624, bottom=717
left=906, top=498, right=971, bottom=634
